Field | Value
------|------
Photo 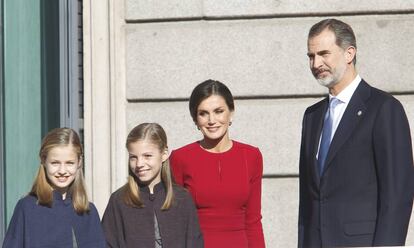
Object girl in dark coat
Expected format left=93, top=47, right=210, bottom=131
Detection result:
left=102, top=123, right=203, bottom=248
left=2, top=128, right=106, bottom=248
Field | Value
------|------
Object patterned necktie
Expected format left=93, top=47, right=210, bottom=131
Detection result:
left=318, top=97, right=340, bottom=176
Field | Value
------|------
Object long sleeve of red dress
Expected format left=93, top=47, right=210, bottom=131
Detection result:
left=170, top=141, right=265, bottom=248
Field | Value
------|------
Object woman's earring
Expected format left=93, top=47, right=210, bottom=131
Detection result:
left=229, top=121, right=232, bottom=126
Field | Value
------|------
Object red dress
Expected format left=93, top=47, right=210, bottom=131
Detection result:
left=170, top=141, right=265, bottom=248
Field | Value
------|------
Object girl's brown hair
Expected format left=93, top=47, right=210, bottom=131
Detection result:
left=30, top=128, right=89, bottom=214
left=123, top=123, right=175, bottom=210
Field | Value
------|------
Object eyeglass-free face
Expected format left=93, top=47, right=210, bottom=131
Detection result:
left=44, top=145, right=81, bottom=198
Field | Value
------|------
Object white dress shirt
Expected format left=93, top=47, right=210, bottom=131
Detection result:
left=317, top=75, right=361, bottom=158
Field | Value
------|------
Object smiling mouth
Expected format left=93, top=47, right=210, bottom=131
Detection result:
left=56, top=176, right=70, bottom=182
left=206, top=127, right=220, bottom=131
left=137, top=169, right=149, bottom=176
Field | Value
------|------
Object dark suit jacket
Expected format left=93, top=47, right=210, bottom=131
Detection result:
left=298, top=80, right=414, bottom=247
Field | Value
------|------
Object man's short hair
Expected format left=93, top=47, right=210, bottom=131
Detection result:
left=309, top=18, right=357, bottom=64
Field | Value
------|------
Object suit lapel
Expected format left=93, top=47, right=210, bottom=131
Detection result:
left=322, top=80, right=371, bottom=175
left=308, top=97, right=328, bottom=187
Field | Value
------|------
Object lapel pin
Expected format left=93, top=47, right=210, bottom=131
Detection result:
left=357, top=110, right=362, bottom=116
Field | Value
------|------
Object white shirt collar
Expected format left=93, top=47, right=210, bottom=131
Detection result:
left=329, top=74, right=361, bottom=104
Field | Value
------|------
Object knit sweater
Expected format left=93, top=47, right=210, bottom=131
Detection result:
left=2, top=191, right=105, bottom=248
left=102, top=183, right=204, bottom=248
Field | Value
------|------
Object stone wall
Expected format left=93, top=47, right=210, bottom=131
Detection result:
left=84, top=1, right=414, bottom=246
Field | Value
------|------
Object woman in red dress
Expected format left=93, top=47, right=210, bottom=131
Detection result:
left=170, top=79, right=265, bottom=248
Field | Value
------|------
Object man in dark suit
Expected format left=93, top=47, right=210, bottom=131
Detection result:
left=298, top=18, right=414, bottom=247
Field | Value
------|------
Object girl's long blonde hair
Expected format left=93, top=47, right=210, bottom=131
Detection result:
left=123, top=123, right=175, bottom=210
left=30, top=128, right=89, bottom=214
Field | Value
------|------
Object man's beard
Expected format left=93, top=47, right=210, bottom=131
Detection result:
left=315, top=63, right=346, bottom=88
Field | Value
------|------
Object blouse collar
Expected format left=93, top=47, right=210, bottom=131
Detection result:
left=139, top=181, right=165, bottom=194
left=53, top=190, right=72, bottom=206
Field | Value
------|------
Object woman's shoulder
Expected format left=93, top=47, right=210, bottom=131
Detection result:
left=8, top=194, right=42, bottom=218
left=109, top=185, right=127, bottom=200
left=171, top=142, right=200, bottom=156
left=172, top=184, right=188, bottom=194
left=232, top=140, right=261, bottom=154
left=232, top=141, right=263, bottom=172
left=87, top=201, right=100, bottom=214
left=15, top=194, right=38, bottom=209
left=19, top=193, right=37, bottom=202
left=172, top=185, right=193, bottom=201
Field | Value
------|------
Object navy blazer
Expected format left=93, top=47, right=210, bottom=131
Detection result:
left=298, top=80, right=414, bottom=247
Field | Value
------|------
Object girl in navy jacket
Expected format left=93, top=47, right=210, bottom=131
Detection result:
left=3, top=128, right=105, bottom=248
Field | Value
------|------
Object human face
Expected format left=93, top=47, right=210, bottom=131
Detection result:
left=307, top=29, right=348, bottom=88
left=44, top=145, right=81, bottom=197
left=196, top=95, right=233, bottom=142
left=128, top=140, right=168, bottom=192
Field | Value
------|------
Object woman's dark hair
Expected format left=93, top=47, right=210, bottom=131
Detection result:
left=189, top=79, right=235, bottom=122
